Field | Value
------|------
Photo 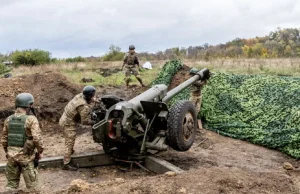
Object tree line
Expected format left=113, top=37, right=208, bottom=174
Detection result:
left=1, top=27, right=300, bottom=68
left=138, top=27, right=300, bottom=60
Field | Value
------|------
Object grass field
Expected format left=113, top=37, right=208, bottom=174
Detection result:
left=10, top=58, right=300, bottom=86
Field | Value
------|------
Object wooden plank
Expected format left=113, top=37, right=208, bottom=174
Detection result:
left=0, top=152, right=184, bottom=175
left=0, top=151, right=113, bottom=173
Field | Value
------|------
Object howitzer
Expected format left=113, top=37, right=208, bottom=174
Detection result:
left=92, top=68, right=210, bottom=157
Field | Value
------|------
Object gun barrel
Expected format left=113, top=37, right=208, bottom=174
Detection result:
left=128, top=84, right=168, bottom=112
left=162, top=68, right=210, bottom=103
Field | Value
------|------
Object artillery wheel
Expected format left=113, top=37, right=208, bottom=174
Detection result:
left=167, top=100, right=197, bottom=151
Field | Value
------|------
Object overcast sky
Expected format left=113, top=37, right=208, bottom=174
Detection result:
left=0, top=0, right=299, bottom=58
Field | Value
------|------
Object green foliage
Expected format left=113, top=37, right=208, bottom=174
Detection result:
left=51, top=58, right=58, bottom=63
left=62, top=65, right=161, bottom=87
left=65, top=56, right=86, bottom=63
left=11, top=49, right=51, bottom=66
left=151, top=60, right=183, bottom=86
left=152, top=63, right=300, bottom=158
left=102, top=45, right=125, bottom=61
left=0, top=53, right=9, bottom=63
left=0, top=63, right=10, bottom=75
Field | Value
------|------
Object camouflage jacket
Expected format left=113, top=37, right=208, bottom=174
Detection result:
left=123, top=51, right=139, bottom=67
left=190, top=80, right=207, bottom=94
left=1, top=108, right=44, bottom=163
left=59, top=93, right=93, bottom=127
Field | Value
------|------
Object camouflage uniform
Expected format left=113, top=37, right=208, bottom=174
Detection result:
left=123, top=51, right=145, bottom=87
left=1, top=108, right=43, bottom=190
left=59, top=93, right=93, bottom=165
left=189, top=80, right=206, bottom=117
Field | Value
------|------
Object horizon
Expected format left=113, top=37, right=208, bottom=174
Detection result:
left=1, top=0, right=299, bottom=58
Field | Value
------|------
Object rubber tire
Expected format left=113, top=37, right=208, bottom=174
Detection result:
left=167, top=100, right=197, bottom=151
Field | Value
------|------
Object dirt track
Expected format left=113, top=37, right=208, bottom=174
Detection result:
left=0, top=71, right=300, bottom=193
left=1, top=130, right=299, bottom=194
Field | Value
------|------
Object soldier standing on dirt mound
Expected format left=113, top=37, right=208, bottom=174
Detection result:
left=122, top=45, right=145, bottom=88
left=189, top=68, right=207, bottom=130
left=1, top=93, right=44, bottom=191
left=59, top=86, right=96, bottom=171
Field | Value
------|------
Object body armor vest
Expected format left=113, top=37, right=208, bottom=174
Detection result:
left=127, top=53, right=136, bottom=66
left=8, top=115, right=29, bottom=147
left=64, top=93, right=86, bottom=122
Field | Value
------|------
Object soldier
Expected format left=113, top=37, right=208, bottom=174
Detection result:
left=1, top=93, right=43, bottom=191
left=122, top=45, right=145, bottom=88
left=59, top=86, right=96, bottom=171
left=189, top=68, right=207, bottom=130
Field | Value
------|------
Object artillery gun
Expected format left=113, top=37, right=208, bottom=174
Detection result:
left=92, top=68, right=210, bottom=158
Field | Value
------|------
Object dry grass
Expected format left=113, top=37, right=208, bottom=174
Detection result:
left=9, top=58, right=300, bottom=87
left=183, top=58, right=300, bottom=76
left=11, top=60, right=166, bottom=76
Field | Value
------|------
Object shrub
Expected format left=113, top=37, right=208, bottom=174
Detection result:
left=0, top=63, right=10, bottom=75
left=102, top=52, right=125, bottom=61
left=65, top=56, right=86, bottom=63
left=11, top=49, right=51, bottom=66
left=102, top=45, right=125, bottom=61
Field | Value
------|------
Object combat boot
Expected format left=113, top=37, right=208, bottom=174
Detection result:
left=137, top=77, right=146, bottom=87
left=126, top=80, right=130, bottom=89
left=62, top=163, right=78, bottom=171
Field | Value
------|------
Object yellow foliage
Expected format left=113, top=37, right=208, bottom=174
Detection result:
left=261, top=48, right=269, bottom=58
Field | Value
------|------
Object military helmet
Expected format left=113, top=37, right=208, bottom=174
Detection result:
left=189, top=68, right=198, bottom=75
left=83, top=86, right=96, bottom=100
left=129, top=45, right=135, bottom=50
left=15, top=93, right=34, bottom=108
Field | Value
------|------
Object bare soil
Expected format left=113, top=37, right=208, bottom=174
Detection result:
left=0, top=71, right=300, bottom=194
left=168, top=64, right=191, bottom=90
left=0, top=73, right=146, bottom=162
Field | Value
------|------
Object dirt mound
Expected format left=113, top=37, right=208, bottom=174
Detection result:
left=168, top=65, right=191, bottom=90
left=0, top=72, right=81, bottom=128
left=0, top=72, right=149, bottom=162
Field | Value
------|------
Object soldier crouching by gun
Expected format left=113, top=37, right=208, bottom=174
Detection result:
left=59, top=86, right=97, bottom=171
left=189, top=68, right=208, bottom=131
left=1, top=93, right=44, bottom=191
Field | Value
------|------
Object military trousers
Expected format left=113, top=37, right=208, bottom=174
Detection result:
left=5, top=159, right=38, bottom=190
left=124, top=66, right=142, bottom=83
left=189, top=94, right=202, bottom=116
left=63, top=126, right=76, bottom=164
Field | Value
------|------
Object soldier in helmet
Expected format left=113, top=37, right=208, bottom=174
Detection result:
left=122, top=45, right=145, bottom=88
left=59, top=86, right=96, bottom=171
left=1, top=93, right=44, bottom=191
left=189, top=68, right=207, bottom=130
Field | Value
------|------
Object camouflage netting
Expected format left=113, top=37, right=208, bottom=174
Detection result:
left=152, top=60, right=183, bottom=86
left=153, top=60, right=300, bottom=158
left=151, top=60, right=190, bottom=105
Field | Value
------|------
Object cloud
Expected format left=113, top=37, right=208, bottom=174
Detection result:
left=0, top=0, right=299, bottom=57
